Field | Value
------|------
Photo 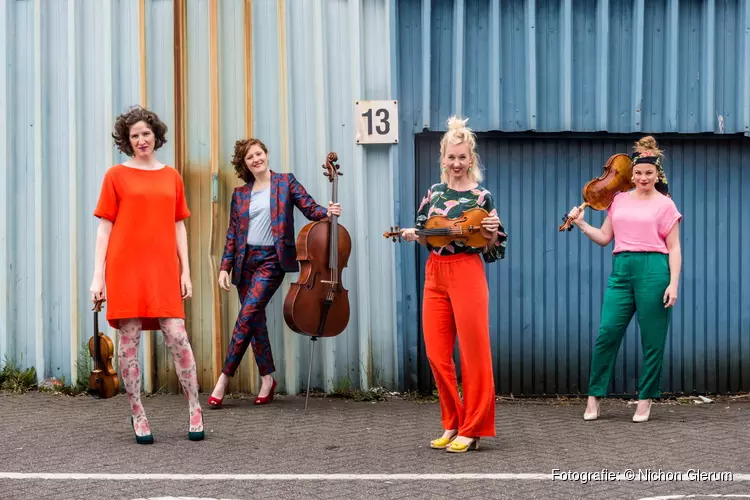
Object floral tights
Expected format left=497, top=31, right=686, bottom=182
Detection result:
left=118, top=318, right=203, bottom=436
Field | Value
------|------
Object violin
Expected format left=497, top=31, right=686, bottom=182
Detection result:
left=558, top=153, right=635, bottom=231
left=383, top=207, right=492, bottom=248
left=283, top=152, right=352, bottom=338
left=88, top=299, right=120, bottom=399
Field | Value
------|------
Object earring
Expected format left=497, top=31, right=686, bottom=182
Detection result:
left=468, top=167, right=472, bottom=172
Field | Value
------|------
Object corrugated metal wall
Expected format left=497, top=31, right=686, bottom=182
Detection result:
left=413, top=134, right=750, bottom=396
left=396, top=0, right=750, bottom=135
left=3, top=0, right=749, bottom=396
left=395, top=0, right=750, bottom=393
left=1, top=0, right=400, bottom=396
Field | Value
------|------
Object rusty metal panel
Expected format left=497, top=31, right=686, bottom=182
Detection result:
left=0, top=0, right=400, bottom=395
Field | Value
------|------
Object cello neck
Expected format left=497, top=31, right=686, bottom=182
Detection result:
left=328, top=169, right=339, bottom=284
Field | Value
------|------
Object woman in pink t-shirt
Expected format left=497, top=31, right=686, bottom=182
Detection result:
left=568, top=136, right=682, bottom=423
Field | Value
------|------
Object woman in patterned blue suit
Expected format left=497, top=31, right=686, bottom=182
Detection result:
left=208, top=138, right=342, bottom=407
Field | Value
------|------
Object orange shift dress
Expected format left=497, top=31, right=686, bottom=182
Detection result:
left=93, top=164, right=190, bottom=330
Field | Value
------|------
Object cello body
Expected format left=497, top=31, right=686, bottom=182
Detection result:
left=283, top=152, right=351, bottom=338
left=88, top=299, right=120, bottom=398
left=558, top=153, right=635, bottom=231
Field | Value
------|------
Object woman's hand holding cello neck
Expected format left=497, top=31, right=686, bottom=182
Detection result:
left=327, top=201, right=342, bottom=217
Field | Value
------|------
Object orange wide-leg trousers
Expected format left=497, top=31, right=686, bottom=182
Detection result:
left=422, top=252, right=496, bottom=437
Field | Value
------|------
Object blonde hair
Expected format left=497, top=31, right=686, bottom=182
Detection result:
left=633, top=135, right=664, bottom=158
left=439, top=116, right=483, bottom=184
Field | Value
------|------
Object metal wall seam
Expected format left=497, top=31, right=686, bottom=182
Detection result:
left=387, top=0, right=402, bottom=390
left=743, top=0, right=750, bottom=135
left=137, top=0, right=154, bottom=394
left=561, top=0, right=572, bottom=131
left=33, top=0, right=44, bottom=382
left=666, top=0, right=679, bottom=130
left=397, top=0, right=423, bottom=392
left=488, top=0, right=501, bottom=130
left=349, top=0, right=372, bottom=391
left=310, top=0, right=334, bottom=392
left=452, top=0, right=464, bottom=118
left=0, top=0, right=9, bottom=368
left=138, top=0, right=147, bottom=108
left=174, top=0, right=186, bottom=178
left=103, top=0, right=118, bottom=378
left=525, top=0, right=537, bottom=131
left=277, top=0, right=299, bottom=396
left=208, top=0, right=222, bottom=391
left=244, top=0, right=253, bottom=138
left=704, top=0, right=715, bottom=132
left=421, top=0, right=431, bottom=130
left=67, top=0, right=79, bottom=387
left=632, top=0, right=644, bottom=130
left=596, top=0, right=609, bottom=131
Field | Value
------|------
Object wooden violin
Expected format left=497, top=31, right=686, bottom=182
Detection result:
left=88, top=299, right=120, bottom=399
left=283, top=152, right=352, bottom=338
left=558, top=153, right=635, bottom=231
left=383, top=207, right=492, bottom=248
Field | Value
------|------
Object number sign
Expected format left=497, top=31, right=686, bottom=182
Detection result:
left=354, top=100, right=399, bottom=144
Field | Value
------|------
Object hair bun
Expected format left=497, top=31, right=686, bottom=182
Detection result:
left=633, top=135, right=663, bottom=157
left=445, top=116, right=469, bottom=131
left=637, top=136, right=657, bottom=150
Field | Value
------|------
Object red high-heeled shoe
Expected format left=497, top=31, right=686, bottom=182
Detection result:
left=254, top=379, right=277, bottom=405
left=208, top=395, right=223, bottom=408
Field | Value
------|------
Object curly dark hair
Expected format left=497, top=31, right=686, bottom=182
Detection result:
left=231, top=138, right=269, bottom=183
left=112, top=105, right=168, bottom=156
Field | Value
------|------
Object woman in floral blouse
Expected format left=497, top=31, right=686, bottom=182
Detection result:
left=400, top=116, right=506, bottom=453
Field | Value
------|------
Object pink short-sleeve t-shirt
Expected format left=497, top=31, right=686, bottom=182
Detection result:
left=607, top=191, right=682, bottom=254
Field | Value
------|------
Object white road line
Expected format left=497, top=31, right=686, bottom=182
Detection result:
left=639, top=496, right=750, bottom=499
left=0, top=473, right=748, bottom=481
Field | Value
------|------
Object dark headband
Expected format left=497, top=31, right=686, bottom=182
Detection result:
left=631, top=152, right=670, bottom=197
left=631, top=152, right=662, bottom=167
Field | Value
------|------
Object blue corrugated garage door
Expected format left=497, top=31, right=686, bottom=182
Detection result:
left=412, top=134, right=750, bottom=397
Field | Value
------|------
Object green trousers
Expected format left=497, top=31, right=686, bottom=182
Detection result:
left=587, top=252, right=672, bottom=400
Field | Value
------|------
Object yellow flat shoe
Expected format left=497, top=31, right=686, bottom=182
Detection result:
left=446, top=438, right=479, bottom=453
left=430, top=434, right=457, bottom=449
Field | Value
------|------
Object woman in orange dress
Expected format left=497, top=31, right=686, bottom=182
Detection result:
left=89, top=105, right=204, bottom=444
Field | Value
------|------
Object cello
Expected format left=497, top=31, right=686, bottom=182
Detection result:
left=558, top=153, right=635, bottom=231
left=88, top=298, right=120, bottom=399
left=283, top=152, right=351, bottom=408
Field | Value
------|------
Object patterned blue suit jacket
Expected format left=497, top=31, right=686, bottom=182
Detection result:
left=220, top=171, right=328, bottom=281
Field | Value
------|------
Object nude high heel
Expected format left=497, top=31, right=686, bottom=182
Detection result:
left=583, top=398, right=600, bottom=421
left=632, top=399, right=652, bottom=423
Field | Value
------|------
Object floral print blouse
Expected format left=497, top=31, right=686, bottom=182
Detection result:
left=415, top=183, right=507, bottom=263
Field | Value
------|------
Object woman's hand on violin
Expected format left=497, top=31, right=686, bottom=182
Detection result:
left=89, top=275, right=106, bottom=303
left=400, top=228, right=419, bottom=242
left=218, top=270, right=231, bottom=291
left=328, top=201, right=342, bottom=217
left=481, top=215, right=501, bottom=233
left=568, top=205, right=585, bottom=225
left=181, top=272, right=193, bottom=299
